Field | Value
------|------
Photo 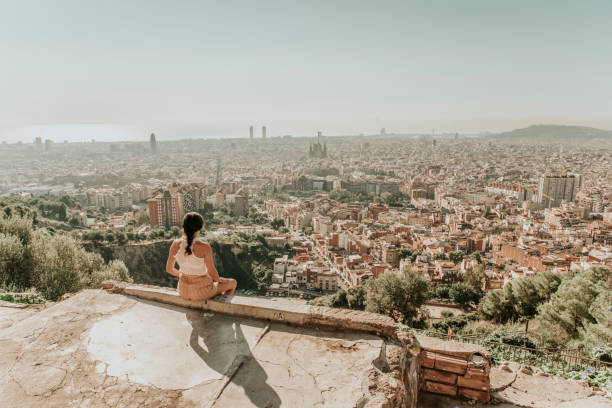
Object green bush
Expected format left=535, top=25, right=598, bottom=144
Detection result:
left=591, top=345, right=612, bottom=363
left=432, top=314, right=478, bottom=333
left=449, top=283, right=481, bottom=305
left=485, top=331, right=536, bottom=349
left=434, top=285, right=450, bottom=299
left=309, top=285, right=366, bottom=311
left=365, top=269, right=429, bottom=324
left=0, top=215, right=132, bottom=301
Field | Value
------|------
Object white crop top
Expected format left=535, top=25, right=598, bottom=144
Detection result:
left=174, top=238, right=208, bottom=276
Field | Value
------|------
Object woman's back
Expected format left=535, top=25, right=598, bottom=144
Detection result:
left=174, top=238, right=208, bottom=276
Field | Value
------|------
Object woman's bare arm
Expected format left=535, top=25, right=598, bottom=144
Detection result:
left=166, top=240, right=181, bottom=277
left=194, top=242, right=220, bottom=281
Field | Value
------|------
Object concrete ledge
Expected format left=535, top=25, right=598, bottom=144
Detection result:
left=414, top=335, right=489, bottom=361
left=101, top=281, right=399, bottom=339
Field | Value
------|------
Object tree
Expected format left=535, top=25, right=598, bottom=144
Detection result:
left=170, top=226, right=181, bottom=237
left=468, top=252, right=482, bottom=262
left=448, top=251, right=465, bottom=265
left=346, top=285, right=366, bottom=310
left=330, top=290, right=348, bottom=308
left=449, top=283, right=480, bottom=306
left=0, top=233, right=26, bottom=288
left=538, top=269, right=604, bottom=338
left=270, top=218, right=285, bottom=230
left=433, top=285, right=450, bottom=299
left=309, top=284, right=366, bottom=311
left=69, top=218, right=80, bottom=227
left=57, top=203, right=67, bottom=221
left=463, top=265, right=486, bottom=292
left=0, top=215, right=33, bottom=245
left=330, top=189, right=358, bottom=203
left=399, top=248, right=419, bottom=262
left=135, top=210, right=150, bottom=226
left=59, top=195, right=78, bottom=208
left=433, top=253, right=447, bottom=261
left=365, top=269, right=429, bottom=324
left=480, top=284, right=517, bottom=323
left=379, top=192, right=393, bottom=205
left=115, top=232, right=128, bottom=246
left=512, top=277, right=542, bottom=317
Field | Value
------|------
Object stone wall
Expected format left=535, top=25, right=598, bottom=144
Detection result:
left=101, top=281, right=420, bottom=408
left=415, top=335, right=491, bottom=403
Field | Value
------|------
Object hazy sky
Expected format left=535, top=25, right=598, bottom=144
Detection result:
left=1, top=0, right=612, bottom=142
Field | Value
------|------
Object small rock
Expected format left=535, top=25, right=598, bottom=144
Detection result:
left=535, top=370, right=548, bottom=377
left=519, top=365, right=533, bottom=375
left=577, top=380, right=589, bottom=388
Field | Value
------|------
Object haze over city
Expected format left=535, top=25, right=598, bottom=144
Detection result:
left=2, top=0, right=612, bottom=142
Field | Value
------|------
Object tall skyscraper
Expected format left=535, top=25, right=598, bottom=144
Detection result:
left=537, top=174, right=582, bottom=208
left=262, top=126, right=267, bottom=139
left=150, top=133, right=157, bottom=153
left=249, top=125, right=254, bottom=139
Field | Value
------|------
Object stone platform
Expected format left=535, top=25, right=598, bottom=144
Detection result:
left=0, top=286, right=418, bottom=408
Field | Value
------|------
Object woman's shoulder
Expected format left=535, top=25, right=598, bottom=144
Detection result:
left=192, top=239, right=211, bottom=256
left=192, top=239, right=211, bottom=249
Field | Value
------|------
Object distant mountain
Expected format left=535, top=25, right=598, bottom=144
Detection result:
left=490, top=124, right=612, bottom=141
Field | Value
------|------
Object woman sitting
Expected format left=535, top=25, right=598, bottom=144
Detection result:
left=166, top=212, right=237, bottom=301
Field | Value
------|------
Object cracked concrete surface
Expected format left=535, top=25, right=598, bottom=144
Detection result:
left=0, top=289, right=404, bottom=408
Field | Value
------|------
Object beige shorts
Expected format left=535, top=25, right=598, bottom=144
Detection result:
left=177, top=274, right=218, bottom=301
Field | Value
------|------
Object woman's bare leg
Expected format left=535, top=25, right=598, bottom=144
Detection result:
left=216, top=277, right=237, bottom=295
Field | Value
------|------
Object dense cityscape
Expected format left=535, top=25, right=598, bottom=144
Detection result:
left=2, top=127, right=610, bottom=293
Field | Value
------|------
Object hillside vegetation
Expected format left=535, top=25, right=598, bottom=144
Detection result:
left=0, top=215, right=131, bottom=300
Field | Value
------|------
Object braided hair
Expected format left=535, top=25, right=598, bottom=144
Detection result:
left=182, top=212, right=204, bottom=255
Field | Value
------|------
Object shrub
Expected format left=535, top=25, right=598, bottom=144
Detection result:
left=463, top=265, right=486, bottom=292
left=449, top=283, right=481, bottom=305
left=485, top=331, right=536, bottom=349
left=0, top=215, right=132, bottom=301
left=346, top=285, right=366, bottom=310
left=434, top=285, right=450, bottom=299
left=432, top=314, right=478, bottom=333
left=0, top=233, right=27, bottom=287
left=365, top=269, right=429, bottom=324
left=590, top=345, right=612, bottom=363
